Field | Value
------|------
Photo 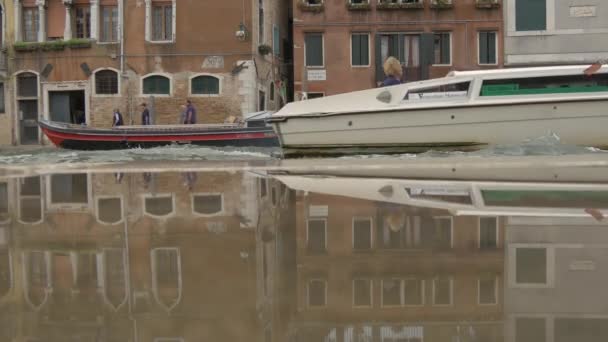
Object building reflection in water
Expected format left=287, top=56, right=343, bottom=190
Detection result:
left=0, top=170, right=606, bottom=341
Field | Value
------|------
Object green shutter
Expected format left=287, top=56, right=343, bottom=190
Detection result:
left=479, top=32, right=488, bottom=64
left=488, top=32, right=496, bottom=64
left=375, top=34, right=383, bottom=82
left=192, top=76, right=219, bottom=95
left=305, top=33, right=323, bottom=67
left=352, top=34, right=361, bottom=65
left=361, top=34, right=369, bottom=66
left=516, top=0, right=546, bottom=31
left=441, top=33, right=450, bottom=64
left=273, top=25, right=280, bottom=56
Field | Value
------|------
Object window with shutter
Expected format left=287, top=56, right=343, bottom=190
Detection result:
left=433, top=32, right=451, bottom=65
left=305, top=33, right=323, bottom=67
left=478, top=31, right=497, bottom=65
left=351, top=33, right=369, bottom=66
left=516, top=0, right=546, bottom=31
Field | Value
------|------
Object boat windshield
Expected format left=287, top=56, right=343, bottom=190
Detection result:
left=480, top=73, right=608, bottom=96
left=403, top=81, right=470, bottom=101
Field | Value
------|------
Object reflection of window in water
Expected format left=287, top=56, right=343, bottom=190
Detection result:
left=154, top=248, right=180, bottom=289
left=20, top=177, right=42, bottom=223
left=193, top=194, right=223, bottom=215
left=516, top=248, right=547, bottom=285
left=515, top=317, right=546, bottom=342
left=554, top=318, right=608, bottom=342
left=307, top=219, right=327, bottom=254
left=0, top=183, right=8, bottom=221
left=420, top=217, right=452, bottom=249
left=145, top=195, right=173, bottom=217
left=378, top=212, right=452, bottom=250
left=344, top=326, right=372, bottom=342
left=382, top=279, right=402, bottom=306
left=77, top=253, right=97, bottom=289
left=433, top=276, right=452, bottom=305
left=50, top=174, right=88, bottom=204
left=353, top=218, right=372, bottom=250
left=352, top=278, right=372, bottom=307
left=307, top=279, right=327, bottom=307
left=478, top=275, right=497, bottom=305
left=104, top=249, right=126, bottom=308
left=403, top=278, right=424, bottom=306
left=28, top=251, right=47, bottom=288
left=259, top=178, right=267, bottom=198
left=0, top=250, right=10, bottom=297
left=380, top=326, right=423, bottom=342
left=98, top=197, right=122, bottom=224
left=479, top=217, right=498, bottom=249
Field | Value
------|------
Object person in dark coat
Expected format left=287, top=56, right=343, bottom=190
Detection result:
left=112, top=108, right=124, bottom=127
left=141, top=103, right=151, bottom=125
left=184, top=100, right=197, bottom=124
left=381, top=56, right=403, bottom=87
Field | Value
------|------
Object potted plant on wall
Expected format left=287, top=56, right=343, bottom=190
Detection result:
left=430, top=0, right=453, bottom=9
left=298, top=0, right=325, bottom=13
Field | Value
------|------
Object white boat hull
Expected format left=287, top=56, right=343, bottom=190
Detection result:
left=273, top=98, right=608, bottom=155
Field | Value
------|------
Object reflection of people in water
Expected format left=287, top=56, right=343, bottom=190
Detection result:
left=182, top=172, right=198, bottom=190
left=142, top=172, right=152, bottom=188
left=114, top=172, right=123, bottom=184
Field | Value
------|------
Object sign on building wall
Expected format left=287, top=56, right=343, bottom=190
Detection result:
left=202, top=56, right=225, bottom=69
left=307, top=69, right=327, bottom=81
left=570, top=6, right=596, bottom=18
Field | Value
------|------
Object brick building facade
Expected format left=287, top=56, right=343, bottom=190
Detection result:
left=293, top=0, right=503, bottom=99
left=0, top=0, right=290, bottom=145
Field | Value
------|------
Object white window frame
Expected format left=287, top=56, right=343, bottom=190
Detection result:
left=143, top=193, right=176, bottom=218
left=16, top=176, right=44, bottom=226
left=97, top=4, right=121, bottom=45
left=22, top=250, right=51, bottom=310
left=352, top=216, right=373, bottom=250
left=380, top=278, right=403, bottom=307
left=477, top=31, right=498, bottom=66
left=478, top=216, right=499, bottom=248
left=306, top=218, right=327, bottom=252
left=92, top=67, right=121, bottom=97
left=145, top=0, right=176, bottom=43
left=509, top=245, right=555, bottom=289
left=189, top=73, right=222, bottom=97
left=45, top=173, right=92, bottom=211
left=191, top=192, right=224, bottom=217
left=403, top=278, right=425, bottom=307
left=352, top=278, right=373, bottom=308
left=304, top=32, right=325, bottom=68
left=101, top=248, right=128, bottom=311
left=477, top=275, right=498, bottom=305
left=350, top=32, right=371, bottom=68
left=140, top=73, right=173, bottom=97
left=432, top=31, right=453, bottom=67
left=307, top=278, right=327, bottom=308
left=96, top=195, right=124, bottom=225
left=432, top=276, right=453, bottom=306
left=151, top=247, right=182, bottom=312
left=14, top=70, right=41, bottom=145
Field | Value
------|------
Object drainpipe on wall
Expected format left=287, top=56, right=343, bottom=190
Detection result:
left=120, top=0, right=125, bottom=75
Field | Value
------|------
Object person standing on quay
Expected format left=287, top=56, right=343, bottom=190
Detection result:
left=141, top=103, right=151, bottom=125
left=112, top=108, right=124, bottom=127
left=184, top=100, right=197, bottom=124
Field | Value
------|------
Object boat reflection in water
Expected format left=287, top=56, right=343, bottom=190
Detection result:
left=0, top=160, right=607, bottom=341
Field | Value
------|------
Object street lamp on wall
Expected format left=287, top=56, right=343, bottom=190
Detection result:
left=236, top=22, right=248, bottom=41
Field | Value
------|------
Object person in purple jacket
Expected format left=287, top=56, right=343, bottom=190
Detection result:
left=381, top=56, right=403, bottom=87
left=184, top=100, right=197, bottom=124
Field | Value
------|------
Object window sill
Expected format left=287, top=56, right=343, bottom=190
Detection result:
left=141, top=93, right=172, bottom=98
left=188, top=93, right=221, bottom=98
left=351, top=64, right=371, bottom=68
left=92, top=93, right=121, bottom=98
left=432, top=64, right=452, bottom=67
left=377, top=3, right=424, bottom=10
left=97, top=41, right=119, bottom=45
left=146, top=40, right=176, bottom=45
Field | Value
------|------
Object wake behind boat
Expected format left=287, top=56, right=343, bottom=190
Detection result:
left=270, top=64, right=608, bottom=156
left=39, top=112, right=279, bottom=150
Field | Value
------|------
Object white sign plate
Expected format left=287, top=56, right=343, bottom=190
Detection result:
left=307, top=69, right=327, bottom=81
left=570, top=6, right=596, bottom=18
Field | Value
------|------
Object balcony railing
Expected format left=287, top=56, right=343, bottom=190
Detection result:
left=377, top=0, right=424, bottom=10
left=430, top=0, right=453, bottom=9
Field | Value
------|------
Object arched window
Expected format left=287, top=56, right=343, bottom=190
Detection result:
left=97, top=197, right=123, bottom=224
left=144, top=195, right=174, bottom=217
left=142, top=75, right=171, bottom=95
left=192, top=194, right=223, bottom=216
left=191, top=75, right=220, bottom=95
left=95, top=69, right=119, bottom=95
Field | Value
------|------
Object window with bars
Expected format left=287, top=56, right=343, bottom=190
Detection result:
left=100, top=6, right=118, bottom=42
left=143, top=75, right=170, bottom=95
left=95, top=70, right=118, bottom=95
left=351, top=33, right=369, bottom=66
left=193, top=194, right=223, bottom=215
left=18, top=73, right=37, bottom=98
left=22, top=7, right=39, bottom=42
left=191, top=75, right=220, bottom=95
left=152, top=4, right=173, bottom=41
left=74, top=6, right=91, bottom=39
left=479, top=31, right=497, bottom=65
left=433, top=32, right=451, bottom=65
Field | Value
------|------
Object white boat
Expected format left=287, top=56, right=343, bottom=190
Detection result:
left=270, top=65, right=608, bottom=156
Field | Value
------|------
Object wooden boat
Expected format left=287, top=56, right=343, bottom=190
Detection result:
left=39, top=114, right=279, bottom=150
left=269, top=65, right=608, bottom=156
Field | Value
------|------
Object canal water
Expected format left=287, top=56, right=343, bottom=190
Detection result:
left=0, top=144, right=607, bottom=341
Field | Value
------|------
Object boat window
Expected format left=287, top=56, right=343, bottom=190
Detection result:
left=404, top=81, right=470, bottom=101
left=406, top=187, right=472, bottom=204
left=480, top=73, right=608, bottom=96
left=481, top=190, right=608, bottom=208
